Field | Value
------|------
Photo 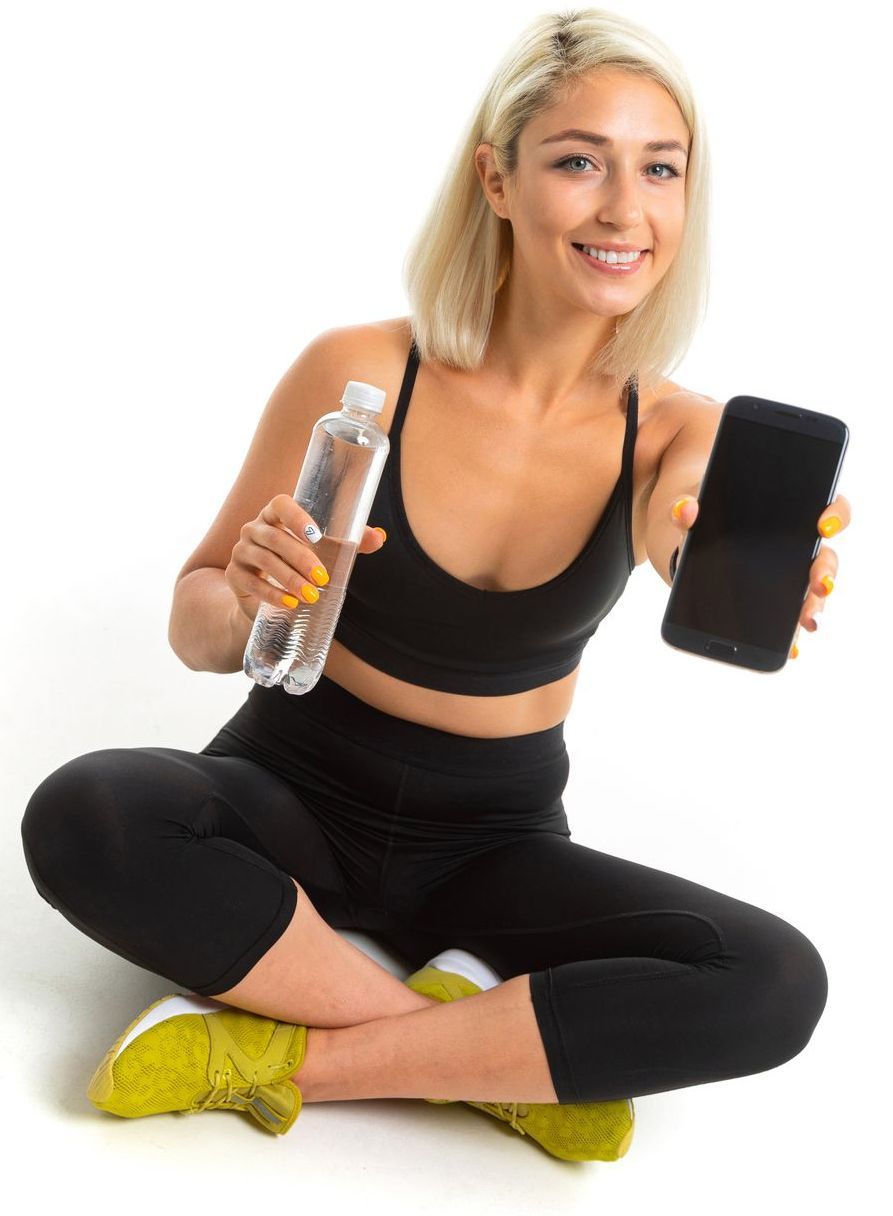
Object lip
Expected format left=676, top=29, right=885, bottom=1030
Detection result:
left=573, top=241, right=647, bottom=253
left=572, top=244, right=649, bottom=275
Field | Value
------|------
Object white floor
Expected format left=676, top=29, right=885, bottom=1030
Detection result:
left=4, top=526, right=882, bottom=1214
left=8, top=898, right=880, bottom=1214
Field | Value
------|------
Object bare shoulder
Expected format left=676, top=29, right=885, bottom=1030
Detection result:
left=171, top=317, right=413, bottom=584
left=323, top=314, right=413, bottom=389
left=332, top=314, right=413, bottom=359
left=649, top=380, right=724, bottom=453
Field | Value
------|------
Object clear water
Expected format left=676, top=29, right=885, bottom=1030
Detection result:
left=243, top=534, right=359, bottom=694
left=242, top=402, right=388, bottom=695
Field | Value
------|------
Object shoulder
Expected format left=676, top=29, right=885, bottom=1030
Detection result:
left=646, top=381, right=724, bottom=456
left=320, top=314, right=415, bottom=379
left=308, top=316, right=415, bottom=433
left=321, top=314, right=413, bottom=362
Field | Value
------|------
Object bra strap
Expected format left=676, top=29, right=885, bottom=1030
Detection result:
left=391, top=338, right=421, bottom=442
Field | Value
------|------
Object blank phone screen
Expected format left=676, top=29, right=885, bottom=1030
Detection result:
left=665, top=415, right=842, bottom=652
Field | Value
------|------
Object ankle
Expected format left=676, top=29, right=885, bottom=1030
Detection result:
left=292, top=1026, right=328, bottom=1102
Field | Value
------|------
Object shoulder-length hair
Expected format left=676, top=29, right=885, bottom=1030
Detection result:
left=401, top=7, right=711, bottom=398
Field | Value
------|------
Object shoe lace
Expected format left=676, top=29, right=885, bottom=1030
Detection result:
left=475, top=1100, right=531, bottom=1134
left=189, top=1057, right=296, bottom=1114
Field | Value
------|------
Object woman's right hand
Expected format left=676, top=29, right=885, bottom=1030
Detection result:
left=225, top=492, right=386, bottom=623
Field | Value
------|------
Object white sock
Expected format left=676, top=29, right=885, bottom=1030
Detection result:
left=424, top=947, right=502, bottom=991
left=114, top=993, right=228, bottom=1061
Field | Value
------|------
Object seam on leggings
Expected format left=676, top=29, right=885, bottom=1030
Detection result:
left=566, top=964, right=704, bottom=991
left=377, top=761, right=411, bottom=910
left=409, top=907, right=728, bottom=955
left=202, top=786, right=353, bottom=911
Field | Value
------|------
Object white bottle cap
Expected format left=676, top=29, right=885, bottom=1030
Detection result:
left=341, top=380, right=386, bottom=415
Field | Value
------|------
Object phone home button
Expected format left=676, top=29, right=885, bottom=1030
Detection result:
left=706, top=639, right=738, bottom=657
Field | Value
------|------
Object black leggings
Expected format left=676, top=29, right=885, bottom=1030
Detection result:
left=20, top=675, right=828, bottom=1105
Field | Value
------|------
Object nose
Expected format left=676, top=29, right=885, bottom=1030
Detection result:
left=594, top=172, right=644, bottom=232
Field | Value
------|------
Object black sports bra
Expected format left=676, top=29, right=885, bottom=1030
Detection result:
left=332, top=338, right=639, bottom=696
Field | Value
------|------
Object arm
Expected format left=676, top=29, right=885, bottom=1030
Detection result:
left=168, top=567, right=254, bottom=673
left=645, top=394, right=724, bottom=587
left=167, top=324, right=385, bottom=674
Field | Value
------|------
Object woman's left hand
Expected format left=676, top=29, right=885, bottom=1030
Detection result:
left=795, top=494, right=850, bottom=654
left=670, top=493, right=851, bottom=659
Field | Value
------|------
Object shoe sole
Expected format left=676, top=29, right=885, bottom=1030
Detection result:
left=87, top=992, right=185, bottom=1107
left=617, top=1114, right=634, bottom=1158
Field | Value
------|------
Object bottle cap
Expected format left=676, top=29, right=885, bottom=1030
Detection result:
left=341, top=380, right=386, bottom=415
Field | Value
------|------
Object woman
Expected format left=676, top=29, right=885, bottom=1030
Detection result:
left=20, top=8, right=846, bottom=1163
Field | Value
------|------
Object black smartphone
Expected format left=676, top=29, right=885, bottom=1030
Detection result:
left=661, top=394, right=848, bottom=673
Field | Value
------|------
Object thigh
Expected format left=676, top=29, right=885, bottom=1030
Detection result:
left=22, top=745, right=357, bottom=936
left=396, top=833, right=828, bottom=1104
left=375, top=830, right=811, bottom=981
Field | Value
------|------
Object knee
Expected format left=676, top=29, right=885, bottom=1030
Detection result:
left=21, top=749, right=132, bottom=903
left=745, top=916, right=829, bottom=1072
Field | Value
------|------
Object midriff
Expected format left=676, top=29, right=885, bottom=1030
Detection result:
left=324, top=637, right=583, bottom=737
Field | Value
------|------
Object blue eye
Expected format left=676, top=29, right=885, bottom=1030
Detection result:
left=556, top=154, right=681, bottom=179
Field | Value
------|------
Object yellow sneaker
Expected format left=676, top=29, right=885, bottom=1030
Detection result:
left=86, top=993, right=308, bottom=1135
left=405, top=965, right=635, bottom=1162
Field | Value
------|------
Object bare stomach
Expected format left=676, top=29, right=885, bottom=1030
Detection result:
left=322, top=637, right=579, bottom=738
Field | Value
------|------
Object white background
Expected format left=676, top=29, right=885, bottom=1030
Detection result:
left=1, top=0, right=886, bottom=1209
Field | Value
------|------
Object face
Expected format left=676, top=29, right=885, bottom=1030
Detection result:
left=476, top=69, right=690, bottom=316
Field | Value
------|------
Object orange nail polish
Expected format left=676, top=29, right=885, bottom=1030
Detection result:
left=281, top=594, right=299, bottom=609
left=790, top=643, right=799, bottom=659
left=819, top=516, right=841, bottom=537
left=820, top=575, right=834, bottom=595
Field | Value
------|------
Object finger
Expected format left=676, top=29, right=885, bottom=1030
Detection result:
left=800, top=592, right=825, bottom=632
left=358, top=525, right=387, bottom=554
left=818, top=493, right=850, bottom=538
left=809, top=543, right=838, bottom=597
left=790, top=624, right=801, bottom=660
left=670, top=496, right=699, bottom=529
left=265, top=493, right=323, bottom=545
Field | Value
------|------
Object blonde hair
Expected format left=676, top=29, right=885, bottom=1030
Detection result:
left=401, top=7, right=711, bottom=397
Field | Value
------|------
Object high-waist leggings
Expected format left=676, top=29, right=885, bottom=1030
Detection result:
left=20, top=675, right=828, bottom=1104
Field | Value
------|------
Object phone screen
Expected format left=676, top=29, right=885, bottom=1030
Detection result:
left=665, top=413, right=844, bottom=654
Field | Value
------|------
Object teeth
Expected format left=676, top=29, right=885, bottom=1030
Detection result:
left=577, top=245, right=644, bottom=264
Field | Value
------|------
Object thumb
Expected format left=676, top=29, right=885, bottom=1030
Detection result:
left=359, top=524, right=388, bottom=554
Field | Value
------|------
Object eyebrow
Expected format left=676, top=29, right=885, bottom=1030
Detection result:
left=540, top=128, right=689, bottom=160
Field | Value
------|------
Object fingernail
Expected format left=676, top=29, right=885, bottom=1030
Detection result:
left=671, top=497, right=690, bottom=521
left=304, top=522, right=323, bottom=543
left=819, top=575, right=834, bottom=596
left=819, top=516, right=841, bottom=537
left=373, top=527, right=388, bottom=543
left=790, top=643, right=799, bottom=659
left=281, top=594, right=299, bottom=608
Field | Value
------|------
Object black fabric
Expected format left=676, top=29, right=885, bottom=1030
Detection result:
left=21, top=674, right=828, bottom=1103
left=332, top=339, right=639, bottom=695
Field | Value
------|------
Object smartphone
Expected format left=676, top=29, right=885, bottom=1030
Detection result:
left=661, top=394, right=848, bottom=673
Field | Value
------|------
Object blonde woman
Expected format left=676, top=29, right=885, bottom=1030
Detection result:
left=21, top=7, right=846, bottom=1162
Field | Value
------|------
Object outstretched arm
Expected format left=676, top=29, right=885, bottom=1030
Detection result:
left=645, top=395, right=723, bottom=587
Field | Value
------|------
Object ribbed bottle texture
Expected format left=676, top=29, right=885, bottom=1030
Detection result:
left=243, top=380, right=388, bottom=695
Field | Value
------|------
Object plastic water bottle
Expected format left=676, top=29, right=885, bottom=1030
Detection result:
left=242, top=379, right=389, bottom=695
